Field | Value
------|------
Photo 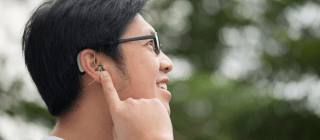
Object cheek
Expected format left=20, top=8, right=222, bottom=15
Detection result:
left=126, top=54, right=160, bottom=99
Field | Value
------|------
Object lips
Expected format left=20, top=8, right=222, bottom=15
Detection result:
left=157, top=83, right=167, bottom=90
left=156, top=77, right=169, bottom=90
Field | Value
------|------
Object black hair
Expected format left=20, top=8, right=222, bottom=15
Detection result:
left=22, top=0, right=148, bottom=116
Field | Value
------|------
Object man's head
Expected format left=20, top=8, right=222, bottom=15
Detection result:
left=23, top=0, right=148, bottom=116
left=23, top=0, right=173, bottom=117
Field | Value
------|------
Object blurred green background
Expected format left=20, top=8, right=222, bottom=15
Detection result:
left=1, top=0, right=320, bottom=139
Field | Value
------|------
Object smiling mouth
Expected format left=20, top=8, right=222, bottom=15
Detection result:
left=157, top=83, right=167, bottom=90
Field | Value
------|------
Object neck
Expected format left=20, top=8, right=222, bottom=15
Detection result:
left=50, top=84, right=113, bottom=140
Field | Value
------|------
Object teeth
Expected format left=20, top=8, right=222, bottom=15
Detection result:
left=158, top=83, right=167, bottom=90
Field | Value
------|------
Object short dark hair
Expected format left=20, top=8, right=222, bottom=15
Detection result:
left=22, top=0, right=148, bottom=116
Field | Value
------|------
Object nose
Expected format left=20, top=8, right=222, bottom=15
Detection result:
left=159, top=52, right=173, bottom=74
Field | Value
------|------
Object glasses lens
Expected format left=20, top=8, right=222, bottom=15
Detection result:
left=155, top=33, right=161, bottom=53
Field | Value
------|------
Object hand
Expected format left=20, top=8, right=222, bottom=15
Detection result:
left=100, top=71, right=174, bottom=140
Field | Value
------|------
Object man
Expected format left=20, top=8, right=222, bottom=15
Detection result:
left=22, top=0, right=174, bottom=139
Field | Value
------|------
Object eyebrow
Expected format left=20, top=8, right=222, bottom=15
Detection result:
left=149, top=30, right=155, bottom=35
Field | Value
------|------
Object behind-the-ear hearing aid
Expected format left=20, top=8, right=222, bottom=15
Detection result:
left=77, top=51, right=104, bottom=73
left=88, top=65, right=104, bottom=85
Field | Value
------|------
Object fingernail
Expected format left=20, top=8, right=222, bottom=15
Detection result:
left=102, top=71, right=108, bottom=76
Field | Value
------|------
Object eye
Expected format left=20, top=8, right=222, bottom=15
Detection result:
left=153, top=46, right=157, bottom=53
left=147, top=40, right=158, bottom=54
left=147, top=40, right=153, bottom=45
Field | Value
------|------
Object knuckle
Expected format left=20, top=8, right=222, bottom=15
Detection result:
left=125, top=97, right=135, bottom=103
left=105, top=86, right=114, bottom=93
left=151, top=98, right=161, bottom=103
left=139, top=98, right=147, bottom=103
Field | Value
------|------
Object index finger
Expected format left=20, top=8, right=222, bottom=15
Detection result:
left=100, top=71, right=121, bottom=107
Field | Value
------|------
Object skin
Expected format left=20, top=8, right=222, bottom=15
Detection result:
left=49, top=14, right=174, bottom=140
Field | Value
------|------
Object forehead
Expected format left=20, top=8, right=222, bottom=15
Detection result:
left=121, top=14, right=156, bottom=39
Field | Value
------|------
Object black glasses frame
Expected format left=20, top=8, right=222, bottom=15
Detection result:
left=77, top=33, right=162, bottom=73
left=116, top=32, right=162, bottom=54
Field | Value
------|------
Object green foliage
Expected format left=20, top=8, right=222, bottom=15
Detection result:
left=154, top=0, right=320, bottom=139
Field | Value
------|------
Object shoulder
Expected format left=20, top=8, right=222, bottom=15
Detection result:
left=41, top=136, right=64, bottom=140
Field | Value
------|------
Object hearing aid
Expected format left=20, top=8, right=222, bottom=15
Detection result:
left=88, top=65, right=104, bottom=85
left=98, top=65, right=104, bottom=71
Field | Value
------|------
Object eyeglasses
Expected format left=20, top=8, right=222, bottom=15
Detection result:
left=76, top=33, right=162, bottom=73
left=116, top=32, right=162, bottom=54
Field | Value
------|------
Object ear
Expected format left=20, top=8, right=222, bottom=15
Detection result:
left=79, top=49, right=103, bottom=83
